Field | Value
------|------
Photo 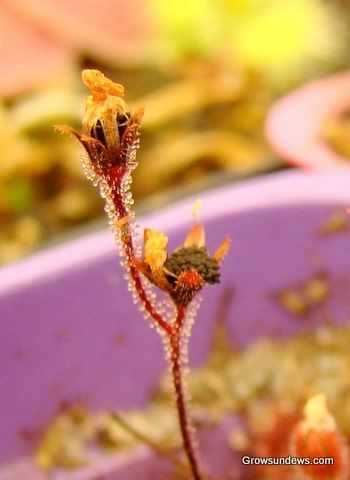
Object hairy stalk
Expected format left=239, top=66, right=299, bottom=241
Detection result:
left=108, top=185, right=173, bottom=334
left=169, top=306, right=202, bottom=480
left=120, top=230, right=173, bottom=334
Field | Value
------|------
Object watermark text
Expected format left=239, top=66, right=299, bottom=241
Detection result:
left=241, top=455, right=334, bottom=466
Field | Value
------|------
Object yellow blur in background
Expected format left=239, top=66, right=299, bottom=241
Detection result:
left=0, top=0, right=349, bottom=264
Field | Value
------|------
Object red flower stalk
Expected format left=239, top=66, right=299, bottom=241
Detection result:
left=56, top=70, right=230, bottom=480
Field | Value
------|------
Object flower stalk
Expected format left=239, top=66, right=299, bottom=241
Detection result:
left=56, top=69, right=229, bottom=480
left=171, top=304, right=202, bottom=480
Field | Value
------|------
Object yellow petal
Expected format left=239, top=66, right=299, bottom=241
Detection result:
left=82, top=69, right=124, bottom=98
left=184, top=224, right=205, bottom=248
left=302, top=393, right=336, bottom=433
left=213, top=235, right=230, bottom=262
left=144, top=229, right=168, bottom=262
left=143, top=229, right=171, bottom=292
left=192, top=198, right=202, bottom=222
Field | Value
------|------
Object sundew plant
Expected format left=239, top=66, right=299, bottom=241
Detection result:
left=56, top=69, right=230, bottom=480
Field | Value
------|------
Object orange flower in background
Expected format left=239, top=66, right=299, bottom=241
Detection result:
left=0, top=1, right=151, bottom=97
left=291, top=394, right=349, bottom=480
left=135, top=219, right=230, bottom=306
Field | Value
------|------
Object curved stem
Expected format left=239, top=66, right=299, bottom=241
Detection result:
left=114, top=190, right=173, bottom=335
left=128, top=259, right=173, bottom=335
left=169, top=306, right=202, bottom=480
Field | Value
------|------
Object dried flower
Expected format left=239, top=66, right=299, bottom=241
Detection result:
left=56, top=69, right=144, bottom=180
left=135, top=220, right=230, bottom=306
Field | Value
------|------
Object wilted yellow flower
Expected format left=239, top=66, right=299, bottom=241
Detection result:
left=56, top=69, right=144, bottom=174
left=135, top=220, right=230, bottom=306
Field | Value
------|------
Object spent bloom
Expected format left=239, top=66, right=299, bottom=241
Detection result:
left=56, top=69, right=144, bottom=182
left=135, top=211, right=230, bottom=306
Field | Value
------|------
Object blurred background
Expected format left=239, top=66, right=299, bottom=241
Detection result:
left=1, top=0, right=350, bottom=265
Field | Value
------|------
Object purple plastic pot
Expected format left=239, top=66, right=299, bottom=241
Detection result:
left=2, top=170, right=350, bottom=479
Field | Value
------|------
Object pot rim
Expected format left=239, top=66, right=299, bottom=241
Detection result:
left=265, top=70, right=350, bottom=170
left=2, top=169, right=350, bottom=296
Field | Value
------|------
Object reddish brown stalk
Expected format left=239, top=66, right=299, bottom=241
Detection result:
left=169, top=305, right=202, bottom=480
left=112, top=189, right=173, bottom=335
left=128, top=254, right=173, bottom=335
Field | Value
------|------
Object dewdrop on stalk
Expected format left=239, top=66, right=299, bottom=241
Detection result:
left=291, top=393, right=349, bottom=480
